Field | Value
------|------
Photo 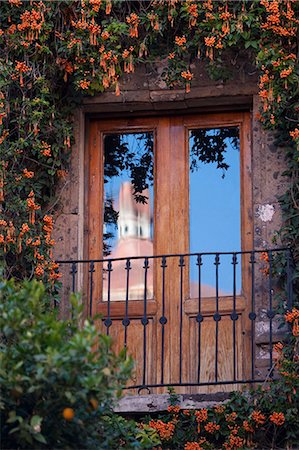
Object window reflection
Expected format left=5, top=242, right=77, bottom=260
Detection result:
left=189, top=127, right=241, bottom=297
left=103, top=133, right=154, bottom=301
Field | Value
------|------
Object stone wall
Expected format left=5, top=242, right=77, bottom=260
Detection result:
left=251, top=95, right=290, bottom=378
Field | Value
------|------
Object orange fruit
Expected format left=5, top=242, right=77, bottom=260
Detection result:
left=62, top=407, right=75, bottom=420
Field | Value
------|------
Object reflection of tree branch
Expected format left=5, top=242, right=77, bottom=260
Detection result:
left=104, top=132, right=154, bottom=198
left=134, top=193, right=148, bottom=204
left=190, top=127, right=239, bottom=175
left=103, top=196, right=119, bottom=256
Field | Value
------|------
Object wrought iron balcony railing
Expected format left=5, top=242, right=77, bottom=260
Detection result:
left=57, top=248, right=294, bottom=393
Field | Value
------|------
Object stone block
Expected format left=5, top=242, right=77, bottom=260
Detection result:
left=53, top=213, right=79, bottom=261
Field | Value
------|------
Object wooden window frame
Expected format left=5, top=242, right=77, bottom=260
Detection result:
left=85, top=111, right=253, bottom=385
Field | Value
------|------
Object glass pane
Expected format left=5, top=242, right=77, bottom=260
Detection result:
left=103, top=132, right=154, bottom=301
left=189, top=127, right=241, bottom=297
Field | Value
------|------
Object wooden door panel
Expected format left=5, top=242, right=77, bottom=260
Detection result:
left=189, top=314, right=244, bottom=393
left=108, top=318, right=156, bottom=389
left=98, top=300, right=157, bottom=317
left=184, top=296, right=245, bottom=393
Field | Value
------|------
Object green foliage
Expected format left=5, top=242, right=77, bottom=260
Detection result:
left=0, top=278, right=158, bottom=449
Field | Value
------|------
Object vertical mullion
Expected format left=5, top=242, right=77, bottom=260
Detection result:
left=71, top=262, right=77, bottom=293
left=123, top=258, right=131, bottom=349
left=250, top=251, right=256, bottom=380
left=179, top=255, right=185, bottom=384
left=89, top=261, right=95, bottom=318
left=105, top=260, right=112, bottom=336
left=268, top=250, right=274, bottom=376
left=196, top=254, right=203, bottom=383
left=160, top=256, right=167, bottom=384
left=232, top=253, right=238, bottom=381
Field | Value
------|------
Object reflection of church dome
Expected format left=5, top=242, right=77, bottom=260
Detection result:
left=118, top=182, right=151, bottom=240
left=103, top=182, right=153, bottom=301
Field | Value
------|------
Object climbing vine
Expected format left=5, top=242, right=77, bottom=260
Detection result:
left=0, top=0, right=298, bottom=297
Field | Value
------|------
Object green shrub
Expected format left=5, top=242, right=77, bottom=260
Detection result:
left=0, top=279, right=158, bottom=449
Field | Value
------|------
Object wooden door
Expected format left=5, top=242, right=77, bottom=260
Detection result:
left=173, top=113, right=252, bottom=393
left=87, top=112, right=252, bottom=392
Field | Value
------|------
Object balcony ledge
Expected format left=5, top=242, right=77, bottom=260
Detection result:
left=114, top=392, right=231, bottom=414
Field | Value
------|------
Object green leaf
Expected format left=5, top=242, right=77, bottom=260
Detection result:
left=7, top=411, right=22, bottom=424
left=245, top=40, right=258, bottom=49
left=30, top=415, right=42, bottom=428
left=34, top=433, right=47, bottom=444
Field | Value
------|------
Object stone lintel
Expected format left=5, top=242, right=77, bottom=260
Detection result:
left=83, top=94, right=253, bottom=116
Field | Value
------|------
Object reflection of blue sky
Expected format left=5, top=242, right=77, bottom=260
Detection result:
left=104, top=130, right=241, bottom=295
left=189, top=131, right=241, bottom=294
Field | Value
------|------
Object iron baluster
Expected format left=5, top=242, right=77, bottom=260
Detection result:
left=196, top=254, right=203, bottom=383
left=104, top=260, right=113, bottom=336
left=123, top=259, right=131, bottom=349
left=69, top=262, right=77, bottom=318
left=88, top=261, right=95, bottom=318
left=71, top=261, right=77, bottom=293
left=249, top=252, right=256, bottom=380
left=214, top=254, right=221, bottom=383
left=231, top=253, right=238, bottom=381
left=267, top=250, right=274, bottom=376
